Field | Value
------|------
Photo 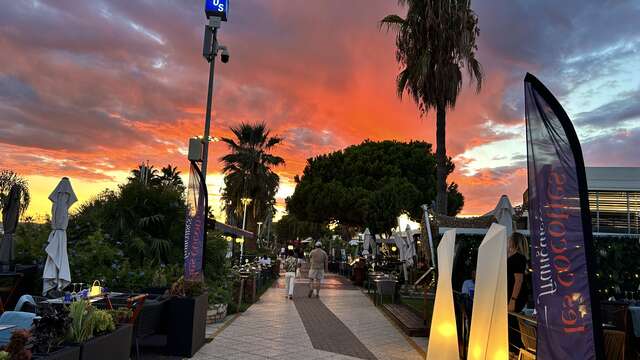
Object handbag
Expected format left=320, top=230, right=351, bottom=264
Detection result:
left=89, top=280, right=102, bottom=297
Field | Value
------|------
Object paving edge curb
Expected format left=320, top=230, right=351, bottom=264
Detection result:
left=207, top=312, right=241, bottom=341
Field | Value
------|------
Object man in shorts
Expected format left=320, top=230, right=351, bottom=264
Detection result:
left=308, top=241, right=328, bottom=298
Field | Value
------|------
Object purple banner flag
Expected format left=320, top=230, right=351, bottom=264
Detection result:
left=525, top=73, right=603, bottom=359
left=184, top=161, right=208, bottom=280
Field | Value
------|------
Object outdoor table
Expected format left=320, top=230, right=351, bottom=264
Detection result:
left=41, top=292, right=126, bottom=309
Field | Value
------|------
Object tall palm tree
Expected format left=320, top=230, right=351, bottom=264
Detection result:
left=381, top=0, right=483, bottom=213
left=159, top=164, right=183, bottom=189
left=221, top=123, right=284, bottom=239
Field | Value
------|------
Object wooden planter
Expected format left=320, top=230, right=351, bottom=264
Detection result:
left=79, top=324, right=133, bottom=360
left=32, top=346, right=81, bottom=360
left=166, top=293, right=208, bottom=357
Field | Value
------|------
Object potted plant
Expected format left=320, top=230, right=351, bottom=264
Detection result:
left=31, top=307, right=80, bottom=360
left=166, top=277, right=207, bottom=357
left=67, top=301, right=133, bottom=360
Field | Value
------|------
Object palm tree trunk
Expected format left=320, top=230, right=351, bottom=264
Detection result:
left=435, top=104, right=448, bottom=214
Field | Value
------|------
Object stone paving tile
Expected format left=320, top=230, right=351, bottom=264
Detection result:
left=194, top=274, right=422, bottom=360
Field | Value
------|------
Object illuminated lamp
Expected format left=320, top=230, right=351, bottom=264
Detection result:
left=287, top=245, right=294, bottom=250
left=426, top=229, right=459, bottom=360
left=391, top=246, right=397, bottom=252
left=468, top=223, right=509, bottom=360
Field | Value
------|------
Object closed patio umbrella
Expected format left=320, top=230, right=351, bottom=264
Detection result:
left=0, top=185, right=21, bottom=268
left=43, top=177, right=77, bottom=295
left=362, top=228, right=371, bottom=256
left=404, top=224, right=415, bottom=267
left=485, top=195, right=515, bottom=236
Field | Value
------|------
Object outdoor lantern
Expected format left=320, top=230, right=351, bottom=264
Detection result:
left=426, top=230, right=459, bottom=360
left=226, top=236, right=232, bottom=242
left=391, top=246, right=397, bottom=252
left=287, top=245, right=294, bottom=250
left=468, top=223, right=508, bottom=360
left=236, top=238, right=244, bottom=244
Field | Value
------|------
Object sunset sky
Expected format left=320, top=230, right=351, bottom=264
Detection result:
left=1, top=0, right=640, bottom=220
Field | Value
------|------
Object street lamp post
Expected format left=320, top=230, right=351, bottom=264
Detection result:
left=240, top=197, right=252, bottom=264
left=201, top=1, right=230, bottom=180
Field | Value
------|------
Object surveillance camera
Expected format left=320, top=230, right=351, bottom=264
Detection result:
left=219, top=46, right=230, bottom=63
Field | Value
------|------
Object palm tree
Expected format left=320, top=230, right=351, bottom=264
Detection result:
left=0, top=169, right=30, bottom=215
left=381, top=0, right=483, bottom=213
left=220, top=123, right=284, bottom=240
left=159, top=164, right=183, bottom=189
left=128, top=163, right=160, bottom=187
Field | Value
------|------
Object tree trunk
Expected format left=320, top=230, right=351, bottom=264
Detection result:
left=435, top=104, right=448, bottom=214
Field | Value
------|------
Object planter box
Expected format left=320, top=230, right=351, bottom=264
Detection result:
left=166, top=293, right=208, bottom=357
left=79, top=324, right=133, bottom=360
left=33, top=346, right=81, bottom=360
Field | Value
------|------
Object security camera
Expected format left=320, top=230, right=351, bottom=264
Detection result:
left=219, top=46, right=230, bottom=63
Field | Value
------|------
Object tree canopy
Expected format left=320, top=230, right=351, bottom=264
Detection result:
left=286, top=140, right=463, bottom=235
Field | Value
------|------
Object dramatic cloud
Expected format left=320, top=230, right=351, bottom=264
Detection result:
left=1, top=0, right=639, bottom=217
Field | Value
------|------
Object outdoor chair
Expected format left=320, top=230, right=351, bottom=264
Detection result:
left=375, top=279, right=397, bottom=305
left=603, top=329, right=625, bottom=360
left=0, top=311, right=37, bottom=346
left=132, top=297, right=168, bottom=359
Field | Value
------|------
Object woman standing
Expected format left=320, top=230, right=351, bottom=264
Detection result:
left=507, top=232, right=529, bottom=352
left=284, top=250, right=298, bottom=300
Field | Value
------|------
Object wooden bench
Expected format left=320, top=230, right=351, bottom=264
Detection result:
left=382, top=303, right=427, bottom=337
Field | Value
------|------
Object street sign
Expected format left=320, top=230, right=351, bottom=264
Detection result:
left=205, top=0, right=228, bottom=21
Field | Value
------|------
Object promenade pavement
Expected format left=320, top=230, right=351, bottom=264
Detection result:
left=194, top=274, right=425, bottom=360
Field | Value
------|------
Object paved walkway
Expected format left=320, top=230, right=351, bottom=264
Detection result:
left=194, top=274, right=424, bottom=360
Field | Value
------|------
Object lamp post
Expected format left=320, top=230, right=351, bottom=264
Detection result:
left=240, top=197, right=252, bottom=264
left=201, top=1, right=230, bottom=180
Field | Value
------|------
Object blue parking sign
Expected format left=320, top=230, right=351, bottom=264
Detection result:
left=205, top=0, right=228, bottom=21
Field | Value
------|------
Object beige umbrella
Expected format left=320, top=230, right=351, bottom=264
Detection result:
left=43, top=177, right=77, bottom=295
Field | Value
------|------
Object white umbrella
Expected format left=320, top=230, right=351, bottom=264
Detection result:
left=485, top=195, right=515, bottom=236
left=404, top=224, right=415, bottom=267
left=43, top=177, right=77, bottom=295
left=392, top=232, right=407, bottom=262
left=362, top=228, right=371, bottom=256
left=393, top=232, right=409, bottom=282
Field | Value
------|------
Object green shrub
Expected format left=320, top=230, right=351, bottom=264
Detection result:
left=93, top=309, right=116, bottom=335
left=68, top=300, right=95, bottom=343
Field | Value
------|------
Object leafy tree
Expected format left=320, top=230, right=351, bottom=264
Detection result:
left=220, top=123, right=284, bottom=242
left=70, top=163, right=186, bottom=267
left=381, top=0, right=482, bottom=214
left=287, top=140, right=463, bottom=237
left=274, top=214, right=331, bottom=243
left=0, top=169, right=30, bottom=215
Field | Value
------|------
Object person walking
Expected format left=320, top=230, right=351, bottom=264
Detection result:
left=284, top=250, right=298, bottom=300
left=308, top=241, right=328, bottom=298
